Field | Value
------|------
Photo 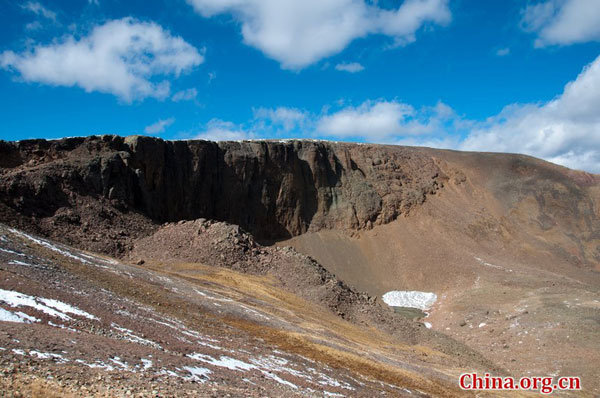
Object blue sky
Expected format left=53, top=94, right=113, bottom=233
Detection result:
left=1, top=0, right=599, bottom=172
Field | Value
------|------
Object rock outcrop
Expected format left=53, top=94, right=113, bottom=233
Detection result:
left=0, top=135, right=445, bottom=254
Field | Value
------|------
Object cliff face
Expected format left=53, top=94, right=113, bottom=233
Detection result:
left=0, top=135, right=444, bottom=252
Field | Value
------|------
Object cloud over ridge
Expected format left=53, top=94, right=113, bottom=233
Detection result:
left=186, top=0, right=451, bottom=69
left=0, top=18, right=204, bottom=102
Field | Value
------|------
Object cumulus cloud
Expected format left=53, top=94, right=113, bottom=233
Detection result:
left=521, top=0, right=600, bottom=47
left=195, top=119, right=254, bottom=141
left=0, top=18, right=204, bottom=102
left=144, top=117, right=175, bottom=134
left=186, top=0, right=451, bottom=69
left=461, top=54, right=600, bottom=172
left=172, top=88, right=198, bottom=102
left=253, top=107, right=308, bottom=131
left=23, top=1, right=57, bottom=21
left=335, top=62, right=365, bottom=73
left=316, top=100, right=453, bottom=141
left=312, top=56, right=600, bottom=172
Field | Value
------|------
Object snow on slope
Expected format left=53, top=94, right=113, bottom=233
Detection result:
left=0, top=288, right=97, bottom=321
left=381, top=291, right=437, bottom=310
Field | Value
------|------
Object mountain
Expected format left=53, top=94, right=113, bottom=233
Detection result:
left=0, top=135, right=598, bottom=397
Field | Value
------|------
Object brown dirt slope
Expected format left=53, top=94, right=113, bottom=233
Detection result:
left=282, top=148, right=600, bottom=394
left=1, top=224, right=535, bottom=397
left=129, top=218, right=497, bottom=369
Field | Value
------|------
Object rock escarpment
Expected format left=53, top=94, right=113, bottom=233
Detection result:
left=0, top=135, right=445, bottom=254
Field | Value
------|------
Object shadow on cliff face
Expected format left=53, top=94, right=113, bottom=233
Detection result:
left=123, top=137, right=329, bottom=243
left=0, top=136, right=340, bottom=246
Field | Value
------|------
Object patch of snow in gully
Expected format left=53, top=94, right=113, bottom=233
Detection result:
left=381, top=291, right=437, bottom=311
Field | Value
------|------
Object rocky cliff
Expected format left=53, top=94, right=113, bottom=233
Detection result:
left=0, top=135, right=445, bottom=254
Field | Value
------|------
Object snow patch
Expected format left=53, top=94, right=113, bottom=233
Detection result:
left=8, top=260, right=35, bottom=267
left=381, top=291, right=437, bottom=310
left=29, top=350, right=69, bottom=363
left=184, top=366, right=211, bottom=382
left=8, top=228, right=111, bottom=268
left=108, top=356, right=129, bottom=370
left=424, top=322, right=432, bottom=329
left=141, top=358, right=153, bottom=370
left=189, top=353, right=255, bottom=371
left=265, top=373, right=298, bottom=389
left=0, top=308, right=39, bottom=323
left=188, top=352, right=305, bottom=390
left=0, top=247, right=27, bottom=256
left=76, top=359, right=115, bottom=371
left=111, top=323, right=162, bottom=349
left=0, top=289, right=97, bottom=321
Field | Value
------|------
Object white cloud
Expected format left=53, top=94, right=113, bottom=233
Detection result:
left=316, top=100, right=451, bottom=140
left=461, top=54, right=600, bottom=172
left=144, top=117, right=175, bottom=134
left=196, top=119, right=254, bottom=141
left=172, top=88, right=198, bottom=102
left=23, top=2, right=57, bottom=21
left=521, top=0, right=600, bottom=47
left=25, top=21, right=43, bottom=31
left=186, top=0, right=451, bottom=69
left=0, top=18, right=204, bottom=102
left=335, top=62, right=365, bottom=73
left=496, top=47, right=510, bottom=56
left=253, top=107, right=308, bottom=131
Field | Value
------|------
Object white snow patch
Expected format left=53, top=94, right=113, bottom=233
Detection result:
left=0, top=308, right=39, bottom=323
left=183, top=366, right=212, bottom=382
left=76, top=359, right=115, bottom=371
left=29, top=350, right=69, bottom=363
left=424, top=322, right=432, bottom=329
left=478, top=322, right=486, bottom=328
left=8, top=228, right=109, bottom=268
left=111, top=323, right=162, bottom=349
left=12, top=349, right=25, bottom=355
left=381, top=291, right=437, bottom=310
left=0, top=247, right=27, bottom=256
left=251, top=355, right=311, bottom=381
left=141, top=358, right=153, bottom=370
left=188, top=352, right=303, bottom=390
left=48, top=321, right=78, bottom=332
left=264, top=373, right=298, bottom=389
left=0, top=289, right=97, bottom=321
left=8, top=260, right=35, bottom=267
left=109, top=356, right=129, bottom=370
left=39, top=296, right=97, bottom=320
left=189, top=353, right=256, bottom=371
